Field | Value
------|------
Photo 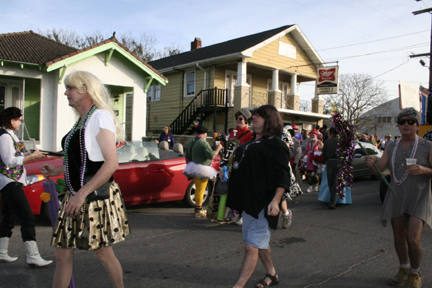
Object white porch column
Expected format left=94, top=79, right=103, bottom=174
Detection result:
left=234, top=59, right=250, bottom=87
left=269, top=69, right=281, bottom=92
left=290, top=73, right=297, bottom=94
left=131, top=84, right=147, bottom=140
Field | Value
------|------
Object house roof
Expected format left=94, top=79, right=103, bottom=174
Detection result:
left=148, top=25, right=324, bottom=72
left=0, top=30, right=167, bottom=83
left=0, top=31, right=77, bottom=65
left=149, top=25, right=293, bottom=70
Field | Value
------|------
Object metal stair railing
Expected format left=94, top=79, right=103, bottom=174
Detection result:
left=170, top=88, right=227, bottom=135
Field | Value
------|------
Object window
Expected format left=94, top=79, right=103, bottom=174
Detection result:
left=377, top=117, right=381, bottom=123
left=185, top=71, right=195, bottom=97
left=382, top=117, right=387, bottom=123
left=387, top=117, right=392, bottom=123
left=148, top=85, right=161, bottom=102
left=278, top=42, right=296, bottom=59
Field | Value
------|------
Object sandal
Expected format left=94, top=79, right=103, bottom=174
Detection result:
left=255, top=273, right=279, bottom=288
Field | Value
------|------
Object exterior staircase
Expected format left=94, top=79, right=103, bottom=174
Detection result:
left=170, top=88, right=230, bottom=135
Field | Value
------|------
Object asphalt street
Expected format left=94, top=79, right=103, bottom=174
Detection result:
left=1, top=176, right=432, bottom=288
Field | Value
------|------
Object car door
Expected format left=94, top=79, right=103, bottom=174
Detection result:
left=113, top=142, right=167, bottom=206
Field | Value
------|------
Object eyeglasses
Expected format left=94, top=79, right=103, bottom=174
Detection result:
left=14, top=119, right=23, bottom=123
left=236, top=117, right=245, bottom=121
left=398, top=119, right=417, bottom=126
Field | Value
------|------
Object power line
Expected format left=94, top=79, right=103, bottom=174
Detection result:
left=312, top=30, right=429, bottom=51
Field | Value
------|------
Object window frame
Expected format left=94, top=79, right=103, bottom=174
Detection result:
left=184, top=70, right=196, bottom=98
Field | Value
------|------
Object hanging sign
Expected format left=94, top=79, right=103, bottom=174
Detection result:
left=316, top=66, right=339, bottom=95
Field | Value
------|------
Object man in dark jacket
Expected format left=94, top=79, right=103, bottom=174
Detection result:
left=322, top=127, right=339, bottom=209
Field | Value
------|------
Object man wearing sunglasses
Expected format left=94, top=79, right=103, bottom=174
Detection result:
left=366, top=107, right=432, bottom=288
left=228, top=109, right=254, bottom=146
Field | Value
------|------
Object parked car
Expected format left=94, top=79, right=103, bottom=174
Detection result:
left=18, top=141, right=220, bottom=219
left=352, top=141, right=383, bottom=180
left=300, top=141, right=382, bottom=180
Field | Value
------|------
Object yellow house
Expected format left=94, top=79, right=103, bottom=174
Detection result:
left=148, top=24, right=330, bottom=135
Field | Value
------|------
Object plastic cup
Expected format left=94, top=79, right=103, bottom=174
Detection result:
left=406, top=158, right=417, bottom=168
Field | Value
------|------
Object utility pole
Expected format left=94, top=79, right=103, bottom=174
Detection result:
left=411, top=7, right=432, bottom=123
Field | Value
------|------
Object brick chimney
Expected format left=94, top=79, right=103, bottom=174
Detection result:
left=191, top=37, right=202, bottom=51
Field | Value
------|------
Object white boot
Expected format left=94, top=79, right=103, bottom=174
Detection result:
left=306, top=186, right=313, bottom=193
left=0, top=237, right=18, bottom=263
left=24, top=241, right=52, bottom=267
left=313, top=184, right=319, bottom=192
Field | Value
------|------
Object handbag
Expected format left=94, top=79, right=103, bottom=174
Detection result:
left=84, top=175, right=111, bottom=202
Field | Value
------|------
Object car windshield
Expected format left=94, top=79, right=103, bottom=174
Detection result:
left=117, top=141, right=160, bottom=163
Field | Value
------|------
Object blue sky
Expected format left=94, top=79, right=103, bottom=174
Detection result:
left=2, top=0, right=431, bottom=102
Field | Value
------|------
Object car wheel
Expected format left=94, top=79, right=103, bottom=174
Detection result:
left=379, top=175, right=391, bottom=204
left=183, top=180, right=212, bottom=208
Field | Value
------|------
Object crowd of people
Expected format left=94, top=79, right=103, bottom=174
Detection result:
left=0, top=70, right=430, bottom=288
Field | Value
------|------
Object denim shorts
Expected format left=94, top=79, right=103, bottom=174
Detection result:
left=242, top=209, right=271, bottom=249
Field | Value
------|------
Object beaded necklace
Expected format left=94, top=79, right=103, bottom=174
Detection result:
left=63, top=105, right=97, bottom=194
left=392, top=135, right=419, bottom=186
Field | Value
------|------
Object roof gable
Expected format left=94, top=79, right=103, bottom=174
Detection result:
left=148, top=25, right=324, bottom=71
left=0, top=31, right=167, bottom=85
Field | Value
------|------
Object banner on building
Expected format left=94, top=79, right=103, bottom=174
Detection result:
left=398, top=81, right=421, bottom=111
left=316, top=66, right=339, bottom=95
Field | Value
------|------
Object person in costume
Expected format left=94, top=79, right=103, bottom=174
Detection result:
left=301, top=129, right=323, bottom=193
left=40, top=71, right=130, bottom=288
left=184, top=125, right=223, bottom=217
left=321, top=127, right=340, bottom=209
left=154, top=125, right=175, bottom=149
left=227, top=109, right=254, bottom=225
left=280, top=125, right=302, bottom=229
left=0, top=107, right=52, bottom=267
left=228, top=105, right=290, bottom=288
left=366, top=108, right=431, bottom=288
left=228, top=109, right=254, bottom=145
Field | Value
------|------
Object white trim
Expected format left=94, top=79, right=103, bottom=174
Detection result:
left=156, top=52, right=245, bottom=73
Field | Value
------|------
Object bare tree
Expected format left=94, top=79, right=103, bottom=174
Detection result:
left=324, top=73, right=387, bottom=129
left=38, top=29, right=166, bottom=62
left=156, top=43, right=183, bottom=58
left=38, top=28, right=84, bottom=48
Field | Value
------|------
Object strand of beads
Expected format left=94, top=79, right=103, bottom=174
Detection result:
left=331, top=111, right=356, bottom=199
left=63, top=105, right=96, bottom=195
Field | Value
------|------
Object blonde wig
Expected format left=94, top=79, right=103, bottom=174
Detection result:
left=64, top=71, right=124, bottom=141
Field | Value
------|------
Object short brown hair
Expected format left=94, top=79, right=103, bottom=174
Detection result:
left=0, top=107, right=22, bottom=129
left=252, top=105, right=283, bottom=139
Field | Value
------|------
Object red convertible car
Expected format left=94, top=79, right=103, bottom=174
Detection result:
left=21, top=141, right=220, bottom=219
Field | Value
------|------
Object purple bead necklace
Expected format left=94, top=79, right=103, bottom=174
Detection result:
left=63, top=105, right=97, bottom=195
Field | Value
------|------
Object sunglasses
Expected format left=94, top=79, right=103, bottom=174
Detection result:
left=398, top=119, right=417, bottom=126
left=236, top=117, right=245, bottom=121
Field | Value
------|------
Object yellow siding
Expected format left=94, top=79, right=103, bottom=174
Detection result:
left=248, top=33, right=317, bottom=79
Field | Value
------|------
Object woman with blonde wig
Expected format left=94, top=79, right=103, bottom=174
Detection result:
left=41, top=71, right=130, bottom=288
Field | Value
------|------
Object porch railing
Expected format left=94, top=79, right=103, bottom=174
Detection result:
left=250, top=91, right=268, bottom=107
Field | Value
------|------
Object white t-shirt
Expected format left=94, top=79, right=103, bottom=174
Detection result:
left=84, top=109, right=116, bottom=162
